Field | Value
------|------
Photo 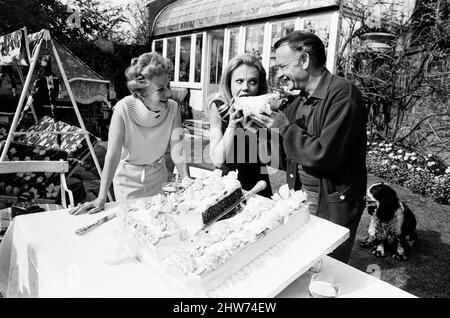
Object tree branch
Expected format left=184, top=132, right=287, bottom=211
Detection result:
left=395, top=113, right=450, bottom=142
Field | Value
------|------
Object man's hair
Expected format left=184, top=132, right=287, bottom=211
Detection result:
left=274, top=31, right=326, bottom=68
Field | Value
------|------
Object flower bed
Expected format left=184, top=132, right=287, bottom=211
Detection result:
left=367, top=141, right=450, bottom=205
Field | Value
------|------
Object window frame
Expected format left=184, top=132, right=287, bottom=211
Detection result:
left=150, top=10, right=340, bottom=87
left=152, top=33, right=205, bottom=88
left=299, top=12, right=338, bottom=72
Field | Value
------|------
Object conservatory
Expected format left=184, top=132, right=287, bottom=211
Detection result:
left=150, top=0, right=356, bottom=113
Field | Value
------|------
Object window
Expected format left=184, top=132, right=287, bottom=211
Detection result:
left=194, top=34, right=203, bottom=82
left=245, top=24, right=264, bottom=60
left=269, top=20, right=295, bottom=87
left=228, top=27, right=240, bottom=61
left=303, top=15, right=331, bottom=54
left=209, top=30, right=224, bottom=84
left=167, top=38, right=176, bottom=81
left=179, top=36, right=191, bottom=82
left=154, top=40, right=163, bottom=55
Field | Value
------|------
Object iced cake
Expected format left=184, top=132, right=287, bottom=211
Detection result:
left=117, top=171, right=310, bottom=295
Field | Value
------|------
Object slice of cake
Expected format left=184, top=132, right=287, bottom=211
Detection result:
left=122, top=170, right=245, bottom=248
left=233, top=90, right=295, bottom=132
left=233, top=90, right=293, bottom=116
left=174, top=170, right=243, bottom=234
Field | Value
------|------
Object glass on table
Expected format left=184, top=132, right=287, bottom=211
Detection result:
left=308, top=273, right=340, bottom=298
left=162, top=175, right=183, bottom=196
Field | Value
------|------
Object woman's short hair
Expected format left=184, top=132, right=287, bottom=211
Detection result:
left=125, top=52, right=173, bottom=97
left=274, top=31, right=326, bottom=68
left=217, top=53, right=268, bottom=106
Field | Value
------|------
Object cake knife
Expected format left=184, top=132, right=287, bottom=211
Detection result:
left=75, top=213, right=116, bottom=235
left=196, top=180, right=267, bottom=235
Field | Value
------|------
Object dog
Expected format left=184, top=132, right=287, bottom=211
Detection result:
left=360, top=182, right=418, bottom=261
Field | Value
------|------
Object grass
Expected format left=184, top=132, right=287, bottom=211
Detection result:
left=349, top=175, right=450, bottom=298
left=269, top=170, right=450, bottom=298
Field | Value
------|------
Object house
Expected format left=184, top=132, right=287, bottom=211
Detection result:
left=146, top=0, right=416, bottom=118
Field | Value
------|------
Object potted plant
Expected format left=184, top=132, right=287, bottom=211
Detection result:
left=358, top=0, right=398, bottom=52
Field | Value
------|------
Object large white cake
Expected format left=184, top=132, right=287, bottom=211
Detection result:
left=116, top=170, right=310, bottom=296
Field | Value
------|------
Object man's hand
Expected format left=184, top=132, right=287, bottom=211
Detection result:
left=252, top=110, right=290, bottom=132
left=68, top=198, right=106, bottom=215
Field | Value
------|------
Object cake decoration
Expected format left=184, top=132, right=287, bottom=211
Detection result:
left=111, top=171, right=310, bottom=295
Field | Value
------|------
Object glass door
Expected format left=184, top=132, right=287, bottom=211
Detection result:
left=206, top=29, right=224, bottom=101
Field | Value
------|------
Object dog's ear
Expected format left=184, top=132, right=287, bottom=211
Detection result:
left=376, top=187, right=401, bottom=222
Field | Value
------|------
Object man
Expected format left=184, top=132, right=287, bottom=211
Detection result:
left=254, top=31, right=367, bottom=263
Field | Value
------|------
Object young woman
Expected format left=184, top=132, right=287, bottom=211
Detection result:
left=70, top=52, right=189, bottom=214
left=208, top=53, right=272, bottom=198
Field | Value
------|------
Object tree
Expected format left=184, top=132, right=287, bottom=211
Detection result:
left=0, top=0, right=128, bottom=42
left=0, top=0, right=138, bottom=100
left=0, top=0, right=66, bottom=36
left=337, top=0, right=450, bottom=158
left=71, top=0, right=128, bottom=42
left=123, top=1, right=152, bottom=45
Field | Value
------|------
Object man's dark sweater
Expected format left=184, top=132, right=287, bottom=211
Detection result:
left=280, top=69, right=367, bottom=227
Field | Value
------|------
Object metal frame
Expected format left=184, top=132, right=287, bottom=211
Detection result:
left=0, top=29, right=113, bottom=202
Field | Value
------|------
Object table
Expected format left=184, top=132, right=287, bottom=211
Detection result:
left=0, top=204, right=62, bottom=241
left=0, top=207, right=416, bottom=298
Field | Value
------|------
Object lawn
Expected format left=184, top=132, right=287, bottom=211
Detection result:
left=349, top=175, right=450, bottom=298
left=269, top=170, right=450, bottom=298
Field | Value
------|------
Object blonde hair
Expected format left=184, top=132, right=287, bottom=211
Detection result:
left=217, top=53, right=268, bottom=106
left=125, top=52, right=173, bottom=98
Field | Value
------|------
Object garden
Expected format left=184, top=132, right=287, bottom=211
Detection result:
left=367, top=141, right=450, bottom=205
left=337, top=0, right=450, bottom=206
left=338, top=0, right=450, bottom=297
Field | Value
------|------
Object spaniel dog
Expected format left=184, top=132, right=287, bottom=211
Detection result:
left=360, top=182, right=418, bottom=261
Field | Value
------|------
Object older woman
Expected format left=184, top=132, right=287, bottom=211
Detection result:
left=70, top=52, right=189, bottom=214
left=209, top=53, right=272, bottom=197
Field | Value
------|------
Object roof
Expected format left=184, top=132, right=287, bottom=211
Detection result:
left=147, top=0, right=178, bottom=39
left=51, top=41, right=111, bottom=104
left=51, top=41, right=104, bottom=82
left=153, top=0, right=339, bottom=36
left=27, top=30, right=111, bottom=104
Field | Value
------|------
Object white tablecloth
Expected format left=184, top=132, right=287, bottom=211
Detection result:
left=0, top=208, right=416, bottom=298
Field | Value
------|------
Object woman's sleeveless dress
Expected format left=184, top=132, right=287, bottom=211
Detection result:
left=212, top=99, right=272, bottom=198
left=112, top=96, right=179, bottom=201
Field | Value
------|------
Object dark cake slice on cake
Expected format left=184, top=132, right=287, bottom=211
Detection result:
left=202, top=188, right=244, bottom=225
